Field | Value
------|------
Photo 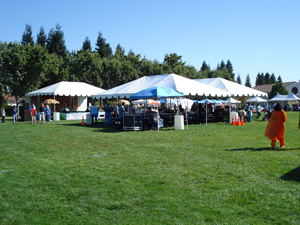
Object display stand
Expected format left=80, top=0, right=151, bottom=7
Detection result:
left=123, top=115, right=142, bottom=131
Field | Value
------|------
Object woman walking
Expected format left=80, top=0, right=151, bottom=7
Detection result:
left=265, top=103, right=287, bottom=149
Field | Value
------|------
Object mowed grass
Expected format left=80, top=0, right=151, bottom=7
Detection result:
left=0, top=112, right=300, bottom=224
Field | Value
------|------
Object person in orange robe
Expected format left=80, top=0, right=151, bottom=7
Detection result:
left=265, top=103, right=287, bottom=149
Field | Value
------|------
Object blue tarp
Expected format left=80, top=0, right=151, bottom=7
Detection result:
left=129, top=86, right=184, bottom=100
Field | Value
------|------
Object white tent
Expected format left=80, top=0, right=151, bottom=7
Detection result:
left=223, top=97, right=241, bottom=104
left=92, top=74, right=230, bottom=99
left=270, top=93, right=300, bottom=102
left=246, top=96, right=267, bottom=103
left=195, top=77, right=268, bottom=97
left=287, top=93, right=300, bottom=101
left=26, top=81, right=105, bottom=97
left=26, top=81, right=106, bottom=111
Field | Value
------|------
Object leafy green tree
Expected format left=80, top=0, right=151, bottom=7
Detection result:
left=245, top=74, right=251, bottom=87
left=36, top=26, right=47, bottom=47
left=95, top=32, right=112, bottom=58
left=163, top=53, right=185, bottom=69
left=255, top=72, right=265, bottom=86
left=217, top=60, right=225, bottom=70
left=115, top=44, right=125, bottom=59
left=277, top=75, right=282, bottom=83
left=269, top=82, right=288, bottom=99
left=0, top=42, right=10, bottom=109
left=46, top=24, right=67, bottom=57
left=21, top=24, right=34, bottom=46
left=1, top=43, right=48, bottom=107
left=70, top=50, right=102, bottom=87
left=82, top=37, right=92, bottom=51
left=236, top=74, right=241, bottom=84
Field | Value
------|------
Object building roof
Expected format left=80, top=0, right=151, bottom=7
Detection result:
left=253, top=82, right=296, bottom=93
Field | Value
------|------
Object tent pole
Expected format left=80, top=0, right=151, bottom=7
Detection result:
left=206, top=99, right=207, bottom=127
left=185, top=98, right=188, bottom=130
left=157, top=97, right=159, bottom=132
left=54, top=95, right=56, bottom=112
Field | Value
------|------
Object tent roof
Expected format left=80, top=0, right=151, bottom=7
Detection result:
left=93, top=74, right=230, bottom=99
left=246, top=96, right=267, bottom=103
left=195, top=77, right=268, bottom=97
left=129, top=86, right=184, bottom=100
left=223, top=97, right=241, bottom=104
left=25, top=81, right=106, bottom=97
left=270, top=93, right=300, bottom=101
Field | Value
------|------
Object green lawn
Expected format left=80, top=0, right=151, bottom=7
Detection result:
left=1, top=112, right=300, bottom=224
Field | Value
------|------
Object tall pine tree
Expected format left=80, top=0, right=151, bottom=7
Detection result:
left=82, top=37, right=92, bottom=51
left=236, top=74, right=241, bottom=84
left=36, top=26, right=47, bottom=47
left=46, top=24, right=67, bottom=57
left=95, top=32, right=112, bottom=58
left=21, top=24, right=34, bottom=46
left=245, top=74, right=251, bottom=87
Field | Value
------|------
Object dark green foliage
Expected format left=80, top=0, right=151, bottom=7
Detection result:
left=200, top=61, right=210, bottom=71
left=245, top=74, right=251, bottom=87
left=82, top=37, right=92, bottom=51
left=163, top=53, right=185, bottom=68
left=225, top=60, right=235, bottom=81
left=46, top=24, right=67, bottom=57
left=95, top=32, right=112, bottom=58
left=269, top=81, right=288, bottom=98
left=255, top=72, right=277, bottom=86
left=270, top=73, right=276, bottom=83
left=36, top=27, right=47, bottom=47
left=236, top=74, right=241, bottom=84
left=21, top=24, right=34, bottom=46
left=277, top=75, right=283, bottom=83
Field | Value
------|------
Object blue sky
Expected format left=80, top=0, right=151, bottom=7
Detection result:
left=1, top=0, right=299, bottom=85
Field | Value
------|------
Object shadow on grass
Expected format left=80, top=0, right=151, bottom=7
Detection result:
left=57, top=123, right=174, bottom=133
left=225, top=147, right=300, bottom=152
left=281, top=166, right=300, bottom=183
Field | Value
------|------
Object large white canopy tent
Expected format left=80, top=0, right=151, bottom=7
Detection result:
left=195, top=77, right=268, bottom=97
left=92, top=74, right=230, bottom=100
left=270, top=93, right=300, bottom=102
left=246, top=96, right=267, bottom=103
left=26, top=81, right=106, bottom=111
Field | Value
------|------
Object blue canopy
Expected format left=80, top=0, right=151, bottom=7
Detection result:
left=129, top=86, right=184, bottom=100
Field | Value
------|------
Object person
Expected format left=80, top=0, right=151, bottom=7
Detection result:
left=12, top=105, right=18, bottom=123
left=104, top=103, right=112, bottom=126
left=40, top=103, right=45, bottom=124
left=256, top=104, right=261, bottom=119
left=118, top=102, right=126, bottom=119
left=30, top=104, right=37, bottom=124
left=113, top=104, right=118, bottom=119
left=90, top=103, right=98, bottom=125
left=1, top=108, right=5, bottom=123
left=265, top=103, right=287, bottom=149
left=36, top=110, right=41, bottom=124
left=45, top=105, right=51, bottom=123
left=248, top=105, right=253, bottom=122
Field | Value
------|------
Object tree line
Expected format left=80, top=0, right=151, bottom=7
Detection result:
left=0, top=24, right=287, bottom=108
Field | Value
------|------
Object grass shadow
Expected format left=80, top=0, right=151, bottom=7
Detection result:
left=281, top=166, right=300, bottom=183
left=225, top=147, right=300, bottom=152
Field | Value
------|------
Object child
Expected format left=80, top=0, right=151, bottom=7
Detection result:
left=36, top=110, right=41, bottom=124
left=30, top=105, right=37, bottom=124
left=1, top=108, right=5, bottom=123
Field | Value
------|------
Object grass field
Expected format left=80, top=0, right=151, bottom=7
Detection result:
left=1, top=112, right=300, bottom=224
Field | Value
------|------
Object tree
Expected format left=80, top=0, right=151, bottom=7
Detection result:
left=1, top=43, right=48, bottom=107
left=95, top=32, right=112, bottom=58
left=245, top=74, right=251, bottom=87
left=218, top=60, right=225, bottom=70
left=82, top=37, right=92, bottom=51
left=270, top=73, right=276, bottom=83
left=115, top=44, right=125, bottom=58
left=236, top=74, right=241, bottom=84
left=163, top=53, right=185, bottom=68
left=36, top=26, right=47, bottom=47
left=70, top=50, right=102, bottom=87
left=21, top=24, right=34, bottom=46
left=277, top=75, right=282, bottom=83
left=225, top=60, right=234, bottom=80
left=265, top=72, right=271, bottom=84
left=200, top=61, right=210, bottom=71
left=46, top=24, right=67, bottom=57
left=255, top=72, right=265, bottom=86
left=269, top=82, right=288, bottom=99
